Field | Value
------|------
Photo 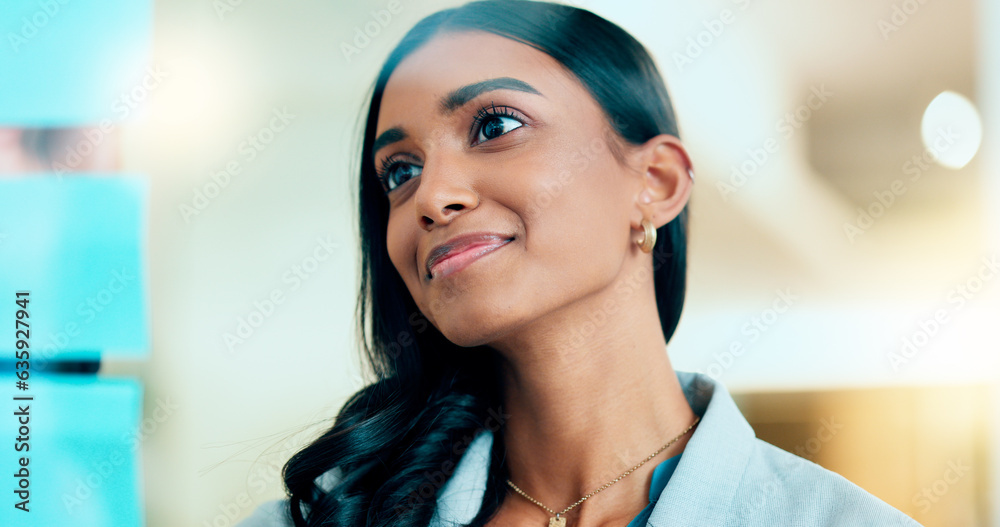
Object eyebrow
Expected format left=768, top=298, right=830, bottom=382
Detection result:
left=371, top=77, right=543, bottom=163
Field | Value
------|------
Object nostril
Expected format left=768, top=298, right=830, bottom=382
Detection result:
left=419, top=203, right=466, bottom=229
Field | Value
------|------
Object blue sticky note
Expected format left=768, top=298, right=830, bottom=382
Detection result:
left=0, top=374, right=144, bottom=526
left=0, top=175, right=149, bottom=360
left=0, top=0, right=154, bottom=126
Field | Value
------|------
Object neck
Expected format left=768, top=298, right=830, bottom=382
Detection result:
left=489, top=267, right=698, bottom=525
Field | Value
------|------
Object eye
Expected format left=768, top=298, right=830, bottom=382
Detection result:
left=472, top=102, right=525, bottom=145
left=377, top=157, right=423, bottom=193
left=376, top=103, right=526, bottom=194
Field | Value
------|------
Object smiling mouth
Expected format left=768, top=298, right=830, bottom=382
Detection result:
left=426, top=237, right=514, bottom=280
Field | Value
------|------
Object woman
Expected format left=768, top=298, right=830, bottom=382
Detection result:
left=240, top=1, right=923, bottom=525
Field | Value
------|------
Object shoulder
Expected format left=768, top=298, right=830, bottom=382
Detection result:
left=729, top=439, right=924, bottom=526
left=236, top=498, right=294, bottom=527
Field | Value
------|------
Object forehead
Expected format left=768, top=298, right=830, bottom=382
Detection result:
left=377, top=30, right=585, bottom=129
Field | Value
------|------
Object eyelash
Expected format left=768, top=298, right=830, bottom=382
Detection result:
left=470, top=101, right=521, bottom=140
left=376, top=102, right=525, bottom=192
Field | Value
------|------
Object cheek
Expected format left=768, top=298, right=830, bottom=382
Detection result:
left=506, top=144, right=630, bottom=292
left=523, top=143, right=626, bottom=244
left=385, top=211, right=420, bottom=286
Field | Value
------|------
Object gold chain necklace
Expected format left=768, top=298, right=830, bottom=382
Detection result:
left=505, top=416, right=700, bottom=527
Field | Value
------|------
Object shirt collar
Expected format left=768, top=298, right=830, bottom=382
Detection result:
left=428, top=370, right=755, bottom=526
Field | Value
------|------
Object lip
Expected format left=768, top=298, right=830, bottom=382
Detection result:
left=425, top=232, right=514, bottom=279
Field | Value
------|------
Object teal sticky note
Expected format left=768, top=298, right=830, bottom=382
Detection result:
left=0, top=375, right=144, bottom=526
left=0, top=0, right=154, bottom=126
left=0, top=175, right=149, bottom=360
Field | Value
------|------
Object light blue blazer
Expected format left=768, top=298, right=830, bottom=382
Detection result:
left=238, top=370, right=924, bottom=526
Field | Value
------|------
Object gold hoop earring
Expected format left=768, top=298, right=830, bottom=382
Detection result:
left=637, top=218, right=656, bottom=253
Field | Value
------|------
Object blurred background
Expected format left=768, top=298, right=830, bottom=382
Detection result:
left=0, top=0, right=997, bottom=525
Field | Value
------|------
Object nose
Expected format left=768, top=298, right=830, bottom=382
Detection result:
left=414, top=160, right=479, bottom=231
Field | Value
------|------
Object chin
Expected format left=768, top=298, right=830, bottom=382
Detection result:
left=438, top=325, right=497, bottom=348
left=434, top=313, right=508, bottom=348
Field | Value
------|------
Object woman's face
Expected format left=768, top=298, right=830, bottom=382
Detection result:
left=375, top=30, right=652, bottom=348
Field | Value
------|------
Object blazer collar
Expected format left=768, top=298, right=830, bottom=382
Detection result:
left=428, top=370, right=756, bottom=526
left=645, top=370, right=755, bottom=524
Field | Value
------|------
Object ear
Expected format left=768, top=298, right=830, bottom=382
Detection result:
left=631, top=134, right=694, bottom=231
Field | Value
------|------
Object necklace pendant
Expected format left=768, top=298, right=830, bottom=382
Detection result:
left=549, top=516, right=566, bottom=527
